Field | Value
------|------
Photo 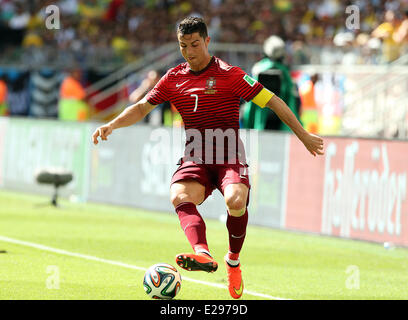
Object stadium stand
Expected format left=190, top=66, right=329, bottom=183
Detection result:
left=1, top=0, right=408, bottom=66
left=0, top=0, right=407, bottom=138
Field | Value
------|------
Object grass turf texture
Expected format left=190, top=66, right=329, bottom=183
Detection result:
left=0, top=190, right=408, bottom=300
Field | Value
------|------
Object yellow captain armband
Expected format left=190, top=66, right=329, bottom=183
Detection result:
left=251, top=88, right=275, bottom=108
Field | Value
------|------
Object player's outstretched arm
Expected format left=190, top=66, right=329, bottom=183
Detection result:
left=265, top=94, right=324, bottom=157
left=92, top=97, right=156, bottom=145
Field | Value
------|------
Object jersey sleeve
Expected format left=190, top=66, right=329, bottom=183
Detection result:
left=145, top=71, right=171, bottom=105
left=230, top=67, right=264, bottom=102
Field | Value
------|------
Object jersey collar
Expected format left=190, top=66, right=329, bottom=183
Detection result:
left=189, top=56, right=215, bottom=75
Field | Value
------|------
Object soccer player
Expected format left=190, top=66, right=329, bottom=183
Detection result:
left=92, top=17, right=324, bottom=299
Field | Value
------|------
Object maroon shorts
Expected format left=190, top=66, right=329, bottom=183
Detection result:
left=171, top=159, right=251, bottom=204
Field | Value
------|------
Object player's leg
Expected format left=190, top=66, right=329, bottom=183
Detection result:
left=171, top=180, right=218, bottom=273
left=170, top=179, right=208, bottom=254
left=223, top=182, right=249, bottom=299
left=224, top=182, right=249, bottom=262
left=216, top=161, right=251, bottom=299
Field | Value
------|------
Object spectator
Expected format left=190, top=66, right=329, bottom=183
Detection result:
left=22, top=31, right=44, bottom=48
left=58, top=68, right=89, bottom=121
left=8, top=2, right=30, bottom=30
left=299, top=73, right=319, bottom=134
left=1, top=0, right=408, bottom=67
left=242, top=35, right=300, bottom=131
left=78, top=0, right=106, bottom=19
left=58, top=0, right=79, bottom=16
left=0, top=74, right=8, bottom=116
left=393, top=9, right=408, bottom=55
left=129, top=69, right=175, bottom=126
left=372, top=10, right=402, bottom=63
left=129, top=70, right=160, bottom=104
left=111, top=25, right=131, bottom=61
left=104, top=0, right=124, bottom=21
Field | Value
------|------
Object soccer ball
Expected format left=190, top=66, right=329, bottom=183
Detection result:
left=143, top=263, right=182, bottom=299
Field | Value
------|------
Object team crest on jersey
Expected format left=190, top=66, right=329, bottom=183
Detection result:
left=205, top=77, right=217, bottom=94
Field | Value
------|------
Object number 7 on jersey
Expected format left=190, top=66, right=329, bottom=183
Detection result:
left=190, top=94, right=198, bottom=112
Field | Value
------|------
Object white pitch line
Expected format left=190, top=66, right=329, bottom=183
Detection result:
left=0, top=235, right=290, bottom=300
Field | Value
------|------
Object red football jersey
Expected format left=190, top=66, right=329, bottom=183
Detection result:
left=146, top=56, right=263, bottom=130
left=145, top=56, right=264, bottom=163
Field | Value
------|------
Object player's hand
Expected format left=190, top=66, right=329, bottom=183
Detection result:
left=92, top=124, right=113, bottom=145
left=301, top=133, right=324, bottom=157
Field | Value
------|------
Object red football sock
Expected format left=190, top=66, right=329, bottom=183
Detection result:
left=175, top=202, right=209, bottom=253
left=226, top=209, right=248, bottom=260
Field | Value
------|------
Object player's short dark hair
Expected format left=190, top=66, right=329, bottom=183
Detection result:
left=177, top=17, right=208, bottom=39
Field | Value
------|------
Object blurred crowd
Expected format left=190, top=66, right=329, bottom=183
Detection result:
left=1, top=0, right=408, bottom=67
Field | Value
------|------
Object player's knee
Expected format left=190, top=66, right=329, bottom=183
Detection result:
left=170, top=180, right=206, bottom=208
left=171, top=192, right=187, bottom=207
left=225, top=195, right=247, bottom=216
left=224, top=183, right=248, bottom=216
left=171, top=192, right=198, bottom=208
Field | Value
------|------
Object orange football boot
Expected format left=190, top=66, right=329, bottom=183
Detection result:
left=175, top=252, right=218, bottom=273
left=225, top=260, right=244, bottom=299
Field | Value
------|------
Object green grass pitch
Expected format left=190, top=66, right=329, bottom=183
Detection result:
left=0, top=190, right=407, bottom=300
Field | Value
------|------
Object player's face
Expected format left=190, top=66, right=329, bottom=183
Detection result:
left=178, top=32, right=211, bottom=71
